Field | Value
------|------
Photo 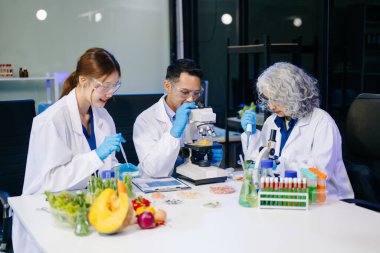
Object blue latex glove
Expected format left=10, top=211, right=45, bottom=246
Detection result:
left=95, top=133, right=126, bottom=161
left=170, top=102, right=197, bottom=138
left=118, top=163, right=139, bottom=179
left=211, top=148, right=223, bottom=164
left=241, top=110, right=256, bottom=134
left=273, top=162, right=277, bottom=171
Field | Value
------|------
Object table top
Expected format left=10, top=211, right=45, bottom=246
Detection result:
left=9, top=180, right=380, bottom=253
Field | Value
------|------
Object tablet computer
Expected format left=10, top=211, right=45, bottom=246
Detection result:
left=132, top=177, right=191, bottom=193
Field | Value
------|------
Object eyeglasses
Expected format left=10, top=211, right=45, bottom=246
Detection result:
left=91, top=78, right=121, bottom=94
left=171, top=83, right=204, bottom=99
left=257, top=94, right=269, bottom=105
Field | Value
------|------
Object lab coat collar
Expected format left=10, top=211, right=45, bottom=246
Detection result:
left=66, top=89, right=105, bottom=137
left=281, top=109, right=313, bottom=151
left=296, top=110, right=313, bottom=127
left=66, top=89, right=84, bottom=135
left=92, top=106, right=106, bottom=149
left=155, top=95, right=173, bottom=124
left=92, top=106, right=104, bottom=130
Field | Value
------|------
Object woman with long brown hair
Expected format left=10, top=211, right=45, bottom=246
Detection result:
left=13, top=48, right=137, bottom=253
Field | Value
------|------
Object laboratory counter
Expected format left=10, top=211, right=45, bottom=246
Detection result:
left=9, top=180, right=380, bottom=253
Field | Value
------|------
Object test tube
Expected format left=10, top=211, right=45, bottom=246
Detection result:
left=297, top=178, right=302, bottom=207
left=265, top=177, right=270, bottom=206
left=260, top=177, right=265, bottom=206
left=302, top=178, right=308, bottom=204
left=269, top=177, right=274, bottom=205
left=274, top=177, right=279, bottom=206
left=293, top=178, right=298, bottom=206
left=279, top=177, right=284, bottom=206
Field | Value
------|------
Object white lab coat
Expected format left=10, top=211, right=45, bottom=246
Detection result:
left=133, top=96, right=180, bottom=177
left=242, top=108, right=354, bottom=199
left=13, top=89, right=119, bottom=253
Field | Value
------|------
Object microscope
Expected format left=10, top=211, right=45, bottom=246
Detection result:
left=176, top=107, right=229, bottom=185
left=252, top=129, right=279, bottom=188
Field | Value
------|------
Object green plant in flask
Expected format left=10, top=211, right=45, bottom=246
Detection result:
left=239, top=169, right=258, bottom=207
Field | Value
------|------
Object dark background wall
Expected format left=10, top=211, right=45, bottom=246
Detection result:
left=176, top=0, right=380, bottom=128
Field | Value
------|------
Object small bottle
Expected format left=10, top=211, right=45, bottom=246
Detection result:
left=74, top=206, right=91, bottom=236
left=19, top=67, right=23, bottom=77
left=260, top=159, right=274, bottom=178
left=239, top=169, right=258, bottom=207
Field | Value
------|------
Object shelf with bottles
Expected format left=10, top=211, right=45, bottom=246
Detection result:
left=0, top=75, right=59, bottom=103
left=0, top=77, right=55, bottom=81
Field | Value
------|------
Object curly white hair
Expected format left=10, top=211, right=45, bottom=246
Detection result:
left=256, top=62, right=320, bottom=119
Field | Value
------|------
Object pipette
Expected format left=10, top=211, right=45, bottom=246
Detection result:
left=239, top=154, right=246, bottom=173
left=246, top=123, right=252, bottom=149
left=120, top=144, right=130, bottom=169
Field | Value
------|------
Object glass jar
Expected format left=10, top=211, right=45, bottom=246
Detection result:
left=74, top=206, right=91, bottom=236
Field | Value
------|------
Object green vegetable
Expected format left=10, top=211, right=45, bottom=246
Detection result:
left=45, top=191, right=91, bottom=227
left=123, top=174, right=135, bottom=198
left=238, top=102, right=256, bottom=118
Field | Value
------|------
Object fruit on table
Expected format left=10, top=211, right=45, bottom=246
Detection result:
left=154, top=209, right=167, bottom=225
left=117, top=180, right=127, bottom=194
left=88, top=188, right=133, bottom=234
left=135, top=206, right=156, bottom=216
left=131, top=196, right=151, bottom=211
left=137, top=211, right=156, bottom=229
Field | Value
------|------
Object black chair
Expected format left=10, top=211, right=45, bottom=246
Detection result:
left=105, top=94, right=163, bottom=165
left=342, top=93, right=380, bottom=212
left=0, top=99, right=36, bottom=252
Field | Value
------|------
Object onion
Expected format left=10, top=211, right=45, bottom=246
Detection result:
left=137, top=211, right=156, bottom=229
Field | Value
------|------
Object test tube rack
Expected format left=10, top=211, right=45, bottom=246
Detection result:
left=258, top=191, right=309, bottom=210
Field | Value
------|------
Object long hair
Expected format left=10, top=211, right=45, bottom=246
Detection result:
left=256, top=62, right=320, bottom=118
left=60, top=48, right=121, bottom=98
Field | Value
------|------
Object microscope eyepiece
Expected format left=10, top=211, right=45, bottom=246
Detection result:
left=269, top=129, right=276, bottom=141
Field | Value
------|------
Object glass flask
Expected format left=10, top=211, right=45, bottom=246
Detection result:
left=239, top=169, right=258, bottom=207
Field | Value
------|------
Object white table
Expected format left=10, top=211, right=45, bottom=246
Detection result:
left=9, top=181, right=380, bottom=253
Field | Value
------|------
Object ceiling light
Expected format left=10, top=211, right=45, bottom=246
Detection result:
left=36, top=9, right=47, bottom=21
left=221, top=13, right=233, bottom=25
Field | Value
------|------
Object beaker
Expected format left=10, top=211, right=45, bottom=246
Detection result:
left=239, top=169, right=258, bottom=207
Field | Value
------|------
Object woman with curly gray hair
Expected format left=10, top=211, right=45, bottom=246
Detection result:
left=241, top=62, right=354, bottom=199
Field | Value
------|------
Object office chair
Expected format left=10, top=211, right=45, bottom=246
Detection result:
left=342, top=93, right=380, bottom=212
left=0, top=100, right=36, bottom=252
left=105, top=94, right=163, bottom=165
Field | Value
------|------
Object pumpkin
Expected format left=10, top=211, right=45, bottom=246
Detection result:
left=88, top=188, right=133, bottom=234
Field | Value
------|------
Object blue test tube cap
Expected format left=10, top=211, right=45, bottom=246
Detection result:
left=284, top=170, right=297, bottom=178
left=101, top=170, right=115, bottom=179
left=261, top=159, right=273, bottom=168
